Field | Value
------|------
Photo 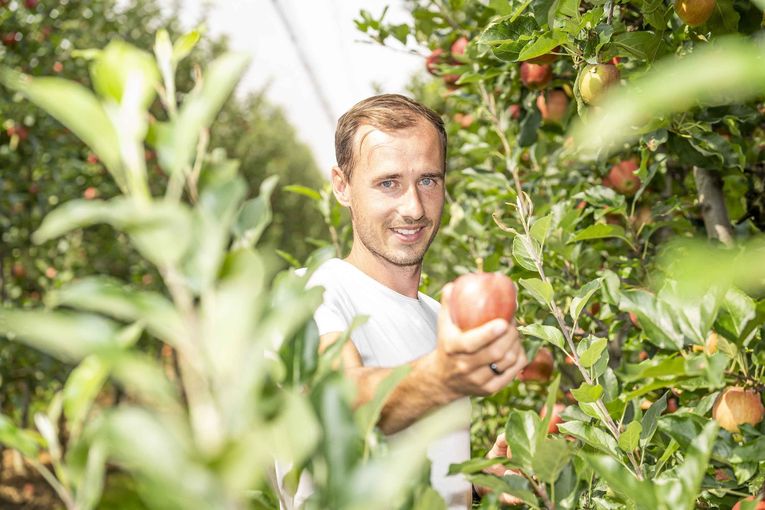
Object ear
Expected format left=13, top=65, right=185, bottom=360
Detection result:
left=331, top=165, right=351, bottom=207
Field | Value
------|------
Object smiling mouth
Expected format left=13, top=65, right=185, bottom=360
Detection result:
left=391, top=226, right=425, bottom=235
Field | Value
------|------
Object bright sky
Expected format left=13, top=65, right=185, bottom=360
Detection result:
left=162, top=0, right=427, bottom=176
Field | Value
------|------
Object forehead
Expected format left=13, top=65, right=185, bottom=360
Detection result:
left=352, top=121, right=443, bottom=173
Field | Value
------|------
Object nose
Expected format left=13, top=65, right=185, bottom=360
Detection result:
left=399, top=183, right=425, bottom=221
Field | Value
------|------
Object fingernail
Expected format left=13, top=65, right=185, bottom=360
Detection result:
left=492, top=321, right=508, bottom=335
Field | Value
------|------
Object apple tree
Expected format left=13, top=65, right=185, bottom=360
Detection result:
left=355, top=0, right=765, bottom=508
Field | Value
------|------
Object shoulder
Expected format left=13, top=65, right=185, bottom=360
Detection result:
left=418, top=291, right=441, bottom=314
left=306, top=258, right=348, bottom=289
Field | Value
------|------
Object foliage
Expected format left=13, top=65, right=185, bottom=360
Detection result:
left=355, top=0, right=765, bottom=508
left=0, top=0, right=326, bottom=434
left=0, top=28, right=455, bottom=510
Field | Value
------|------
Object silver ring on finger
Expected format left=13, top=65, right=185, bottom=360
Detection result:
left=489, top=362, right=503, bottom=376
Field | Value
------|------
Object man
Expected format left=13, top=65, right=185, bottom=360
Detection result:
left=306, top=94, right=527, bottom=508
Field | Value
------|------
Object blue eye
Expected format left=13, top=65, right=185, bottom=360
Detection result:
left=380, top=180, right=394, bottom=189
left=421, top=177, right=436, bottom=186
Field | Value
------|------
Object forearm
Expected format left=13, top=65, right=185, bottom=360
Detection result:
left=346, top=352, right=458, bottom=435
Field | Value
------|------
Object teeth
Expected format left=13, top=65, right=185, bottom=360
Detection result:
left=394, top=228, right=421, bottom=235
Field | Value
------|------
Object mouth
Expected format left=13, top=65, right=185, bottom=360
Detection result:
left=390, top=225, right=427, bottom=243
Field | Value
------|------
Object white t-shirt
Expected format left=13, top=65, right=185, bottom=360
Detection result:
left=308, top=258, right=471, bottom=510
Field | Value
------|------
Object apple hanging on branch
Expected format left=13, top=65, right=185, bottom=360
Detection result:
left=579, top=63, right=620, bottom=104
left=520, top=62, right=552, bottom=89
left=712, top=386, right=765, bottom=433
left=674, top=0, right=716, bottom=26
left=449, top=272, right=517, bottom=330
left=604, top=159, right=641, bottom=196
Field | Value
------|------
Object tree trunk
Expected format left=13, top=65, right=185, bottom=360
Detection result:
left=693, top=166, right=734, bottom=246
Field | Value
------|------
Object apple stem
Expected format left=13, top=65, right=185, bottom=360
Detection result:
left=476, top=257, right=484, bottom=272
left=477, top=81, right=645, bottom=481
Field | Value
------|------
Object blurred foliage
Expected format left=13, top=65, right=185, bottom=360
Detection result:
left=0, top=0, right=326, bottom=434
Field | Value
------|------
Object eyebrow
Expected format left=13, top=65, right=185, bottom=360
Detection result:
left=373, top=171, right=444, bottom=181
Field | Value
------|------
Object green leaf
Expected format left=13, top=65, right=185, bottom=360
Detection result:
left=655, top=421, right=718, bottom=510
left=51, top=277, right=184, bottom=346
left=518, top=32, right=566, bottom=61
left=572, top=223, right=631, bottom=246
left=504, top=410, right=541, bottom=469
left=0, top=415, right=41, bottom=457
left=571, top=383, right=603, bottom=403
left=558, top=421, right=620, bottom=457
left=63, top=355, right=110, bottom=439
left=519, top=277, right=553, bottom=307
left=539, top=374, right=562, bottom=441
left=583, top=453, right=658, bottom=508
left=532, top=436, right=572, bottom=483
left=730, top=436, right=765, bottom=463
left=465, top=473, right=538, bottom=507
left=578, top=337, right=607, bottom=368
left=519, top=324, right=566, bottom=350
left=618, top=420, right=642, bottom=452
left=0, top=309, right=119, bottom=363
left=232, top=175, right=279, bottom=249
left=722, top=287, right=756, bottom=337
left=90, top=40, right=159, bottom=108
left=284, top=184, right=322, bottom=201
left=0, top=69, right=124, bottom=190
left=173, top=28, right=202, bottom=63
left=530, top=214, right=553, bottom=245
left=513, top=235, right=539, bottom=272
left=604, top=31, right=664, bottom=62
left=160, top=52, right=251, bottom=175
left=640, top=392, right=667, bottom=443
left=570, top=279, right=602, bottom=323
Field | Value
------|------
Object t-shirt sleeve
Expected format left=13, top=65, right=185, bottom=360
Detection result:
left=312, top=289, right=350, bottom=336
left=306, top=268, right=350, bottom=336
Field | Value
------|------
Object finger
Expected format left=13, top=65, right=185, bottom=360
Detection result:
left=444, top=318, right=509, bottom=354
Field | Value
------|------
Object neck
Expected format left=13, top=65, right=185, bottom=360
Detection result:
left=345, top=243, right=422, bottom=299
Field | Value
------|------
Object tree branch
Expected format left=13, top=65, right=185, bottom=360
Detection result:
left=693, top=166, right=734, bottom=246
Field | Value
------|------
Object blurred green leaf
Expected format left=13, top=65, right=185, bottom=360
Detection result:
left=63, top=355, right=110, bottom=439
left=356, top=365, right=411, bottom=444
left=232, top=175, right=279, bottom=249
left=51, top=277, right=183, bottom=346
left=0, top=309, right=119, bottom=363
left=504, top=410, right=540, bottom=468
left=0, top=415, right=41, bottom=457
left=533, top=436, right=572, bottom=483
left=572, top=223, right=632, bottom=246
left=160, top=52, right=251, bottom=175
left=0, top=69, right=124, bottom=190
left=90, top=40, right=159, bottom=108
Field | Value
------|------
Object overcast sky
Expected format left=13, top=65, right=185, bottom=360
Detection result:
left=161, top=0, right=427, bottom=176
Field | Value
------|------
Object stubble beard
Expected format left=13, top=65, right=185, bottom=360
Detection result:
left=354, top=217, right=440, bottom=268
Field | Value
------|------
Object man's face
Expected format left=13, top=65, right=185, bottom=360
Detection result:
left=337, top=120, right=445, bottom=267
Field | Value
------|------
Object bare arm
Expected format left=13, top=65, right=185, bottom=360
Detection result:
left=319, top=284, right=527, bottom=435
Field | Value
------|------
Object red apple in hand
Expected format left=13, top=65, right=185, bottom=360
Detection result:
left=518, top=347, right=554, bottom=382
left=712, top=387, right=765, bottom=433
left=449, top=272, right=516, bottom=330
